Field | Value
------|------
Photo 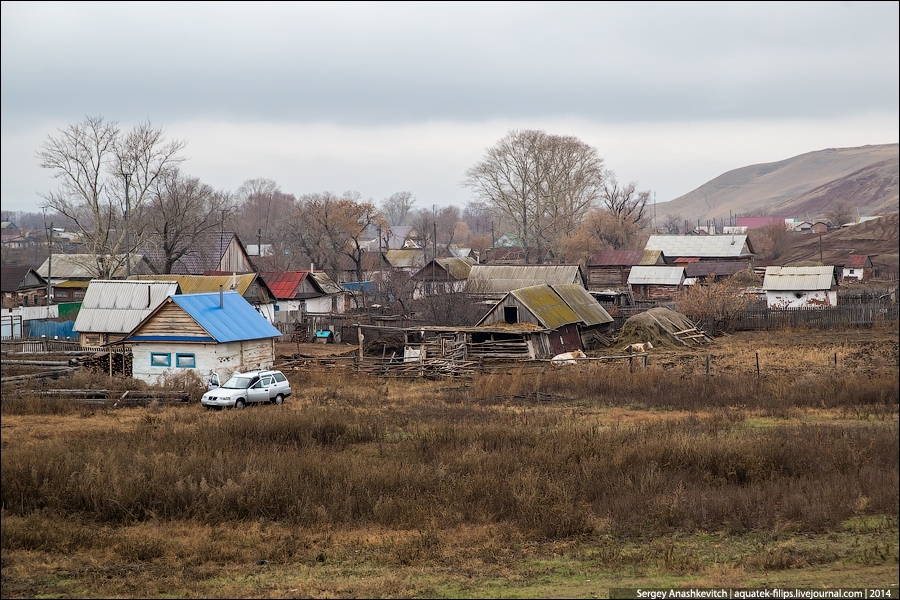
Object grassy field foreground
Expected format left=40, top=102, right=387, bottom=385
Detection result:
left=1, top=328, right=898, bottom=598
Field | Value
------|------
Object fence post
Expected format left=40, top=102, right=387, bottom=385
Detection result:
left=756, top=352, right=760, bottom=378
left=705, top=353, right=710, bottom=377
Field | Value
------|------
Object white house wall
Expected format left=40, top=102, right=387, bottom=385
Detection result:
left=765, top=290, right=838, bottom=309
left=131, top=339, right=275, bottom=385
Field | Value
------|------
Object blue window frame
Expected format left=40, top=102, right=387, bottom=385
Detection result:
left=150, top=352, right=171, bottom=367
left=175, top=353, right=196, bottom=368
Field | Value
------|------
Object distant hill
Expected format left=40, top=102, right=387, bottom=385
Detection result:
left=657, top=144, right=899, bottom=222
left=780, top=212, right=899, bottom=281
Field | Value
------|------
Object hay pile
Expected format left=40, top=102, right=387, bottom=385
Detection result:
left=617, top=307, right=706, bottom=349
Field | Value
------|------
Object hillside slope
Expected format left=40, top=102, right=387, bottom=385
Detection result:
left=780, top=212, right=899, bottom=279
left=657, top=144, right=898, bottom=221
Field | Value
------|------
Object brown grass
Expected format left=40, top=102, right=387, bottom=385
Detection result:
left=1, top=328, right=897, bottom=597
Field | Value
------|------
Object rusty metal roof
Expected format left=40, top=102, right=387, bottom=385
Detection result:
left=844, top=255, right=871, bottom=269
left=763, top=266, right=835, bottom=291
left=588, top=249, right=645, bottom=266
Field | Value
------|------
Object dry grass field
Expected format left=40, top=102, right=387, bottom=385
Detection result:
left=2, top=325, right=898, bottom=598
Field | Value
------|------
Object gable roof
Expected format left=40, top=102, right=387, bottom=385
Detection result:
left=413, top=257, right=476, bottom=280
left=37, top=254, right=146, bottom=279
left=628, top=266, right=686, bottom=285
left=132, top=273, right=263, bottom=296
left=477, top=283, right=613, bottom=329
left=141, top=231, right=253, bottom=275
left=259, top=271, right=321, bottom=300
left=763, top=266, right=836, bottom=291
left=645, top=235, right=754, bottom=258
left=549, top=284, right=614, bottom=326
left=844, top=255, right=872, bottom=269
left=385, top=249, right=427, bottom=269
left=74, top=280, right=179, bottom=334
left=308, top=271, right=345, bottom=295
left=124, top=291, right=281, bottom=343
left=467, top=264, right=585, bottom=296
left=1, top=266, right=45, bottom=293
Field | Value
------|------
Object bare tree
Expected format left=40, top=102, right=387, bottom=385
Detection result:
left=141, top=169, right=237, bottom=274
left=381, top=191, right=416, bottom=226
left=462, top=129, right=606, bottom=263
left=663, top=213, right=682, bottom=235
left=596, top=177, right=651, bottom=248
left=748, top=220, right=793, bottom=262
left=37, top=116, right=185, bottom=277
left=288, top=191, right=386, bottom=282
left=230, top=178, right=296, bottom=246
left=826, top=200, right=855, bottom=228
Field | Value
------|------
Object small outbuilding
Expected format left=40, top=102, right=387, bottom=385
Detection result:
left=120, top=291, right=282, bottom=385
left=628, top=266, right=685, bottom=301
left=842, top=255, right=874, bottom=282
left=762, top=266, right=837, bottom=309
left=74, top=280, right=179, bottom=346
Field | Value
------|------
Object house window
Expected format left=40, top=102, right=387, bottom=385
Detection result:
left=150, top=353, right=171, bottom=367
left=849, top=269, right=855, bottom=274
left=175, top=353, right=196, bottom=368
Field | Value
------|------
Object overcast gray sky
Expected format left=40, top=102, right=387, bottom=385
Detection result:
left=2, top=1, right=898, bottom=215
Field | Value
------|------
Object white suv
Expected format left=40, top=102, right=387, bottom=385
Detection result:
left=201, top=369, right=291, bottom=409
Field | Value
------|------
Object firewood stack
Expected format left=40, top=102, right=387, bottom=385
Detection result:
left=77, top=352, right=133, bottom=377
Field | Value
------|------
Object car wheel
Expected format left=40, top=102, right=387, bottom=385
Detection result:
left=273, top=394, right=284, bottom=406
left=234, top=399, right=246, bottom=410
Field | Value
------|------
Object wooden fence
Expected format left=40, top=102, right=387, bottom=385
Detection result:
left=733, top=304, right=899, bottom=331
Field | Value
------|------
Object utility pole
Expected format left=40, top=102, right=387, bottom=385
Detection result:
left=124, top=173, right=131, bottom=278
left=46, top=222, right=53, bottom=305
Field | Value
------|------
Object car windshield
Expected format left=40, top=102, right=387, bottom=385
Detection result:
left=221, top=376, right=253, bottom=389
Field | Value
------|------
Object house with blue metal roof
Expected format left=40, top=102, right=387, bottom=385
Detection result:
left=121, top=290, right=282, bottom=385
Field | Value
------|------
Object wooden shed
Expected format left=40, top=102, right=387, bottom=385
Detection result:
left=120, top=291, right=282, bottom=385
left=74, top=280, right=179, bottom=346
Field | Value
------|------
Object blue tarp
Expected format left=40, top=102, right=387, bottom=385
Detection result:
left=342, top=281, right=375, bottom=293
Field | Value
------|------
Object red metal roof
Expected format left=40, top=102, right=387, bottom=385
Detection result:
left=735, top=216, right=786, bottom=229
left=844, top=255, right=870, bottom=269
left=258, top=271, right=311, bottom=299
left=672, top=257, right=701, bottom=263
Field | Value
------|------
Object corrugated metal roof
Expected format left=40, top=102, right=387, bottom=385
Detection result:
left=155, top=292, right=280, bottom=342
left=259, top=271, right=310, bottom=299
left=628, top=266, right=685, bottom=285
left=308, top=272, right=344, bottom=295
left=385, top=249, right=427, bottom=269
left=763, top=266, right=835, bottom=291
left=37, top=254, right=142, bottom=279
left=74, top=280, right=179, bottom=334
left=550, top=284, right=613, bottom=326
left=510, top=285, right=582, bottom=329
left=436, top=257, right=475, bottom=280
left=467, top=265, right=584, bottom=295
left=844, top=255, right=870, bottom=269
left=134, top=273, right=257, bottom=295
left=645, top=235, right=753, bottom=258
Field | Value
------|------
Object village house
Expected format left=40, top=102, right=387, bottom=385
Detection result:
left=411, top=256, right=476, bottom=299
left=74, top=280, right=179, bottom=346
left=1, top=266, right=46, bottom=308
left=140, top=231, right=255, bottom=275
left=762, top=266, right=837, bottom=309
left=259, top=271, right=349, bottom=323
left=644, top=234, right=755, bottom=263
left=36, top=253, right=152, bottom=302
left=585, top=249, right=666, bottom=290
left=476, top=283, right=614, bottom=353
left=119, top=290, right=282, bottom=385
left=466, top=264, right=586, bottom=301
left=627, top=265, right=686, bottom=301
left=842, top=255, right=874, bottom=282
left=132, top=273, right=277, bottom=322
